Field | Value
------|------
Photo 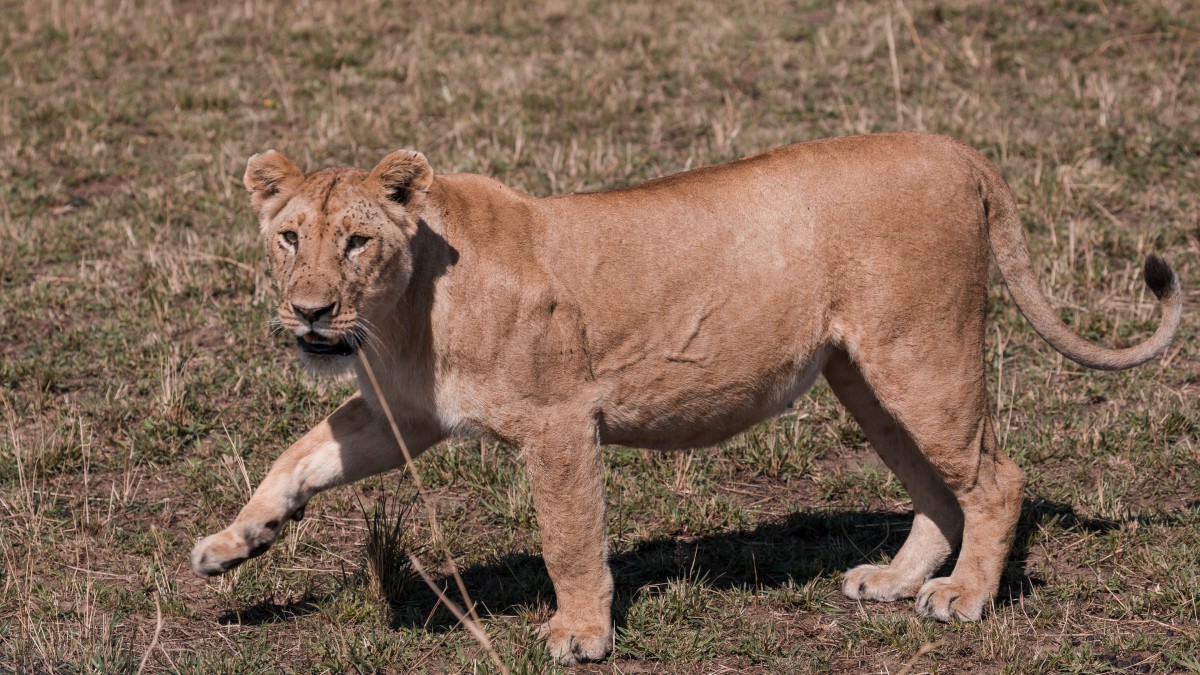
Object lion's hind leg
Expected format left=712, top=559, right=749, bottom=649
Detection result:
left=834, top=344, right=1025, bottom=622
left=913, top=414, right=1024, bottom=621
left=824, top=349, right=964, bottom=602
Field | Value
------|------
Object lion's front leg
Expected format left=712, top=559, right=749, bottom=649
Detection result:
left=524, top=423, right=614, bottom=665
left=190, top=394, right=441, bottom=576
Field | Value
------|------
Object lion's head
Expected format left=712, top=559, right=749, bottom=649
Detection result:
left=244, top=149, right=433, bottom=375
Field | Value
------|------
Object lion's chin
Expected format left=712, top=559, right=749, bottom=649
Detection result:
left=298, top=352, right=357, bottom=379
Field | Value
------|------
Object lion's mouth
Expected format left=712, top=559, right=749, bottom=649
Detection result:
left=296, top=335, right=357, bottom=356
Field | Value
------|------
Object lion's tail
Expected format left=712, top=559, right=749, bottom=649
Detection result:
left=977, top=160, right=1182, bottom=371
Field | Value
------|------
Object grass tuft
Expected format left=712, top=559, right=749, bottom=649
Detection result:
left=358, top=492, right=424, bottom=608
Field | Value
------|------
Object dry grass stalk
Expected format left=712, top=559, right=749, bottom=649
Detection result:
left=356, top=352, right=509, bottom=674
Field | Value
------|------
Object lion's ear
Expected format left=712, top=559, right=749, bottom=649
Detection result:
left=244, top=150, right=302, bottom=217
left=369, top=150, right=433, bottom=209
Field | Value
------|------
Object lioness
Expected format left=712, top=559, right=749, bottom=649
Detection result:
left=191, top=133, right=1181, bottom=665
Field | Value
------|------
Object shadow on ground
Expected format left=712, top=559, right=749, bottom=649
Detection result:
left=221, top=497, right=1196, bottom=630
left=219, top=594, right=332, bottom=626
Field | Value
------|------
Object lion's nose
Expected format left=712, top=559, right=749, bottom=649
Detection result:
left=292, top=301, right=337, bottom=324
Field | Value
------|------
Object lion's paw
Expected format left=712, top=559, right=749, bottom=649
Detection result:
left=537, top=614, right=612, bottom=666
left=915, top=576, right=987, bottom=622
left=842, top=563, right=925, bottom=602
left=189, top=523, right=276, bottom=577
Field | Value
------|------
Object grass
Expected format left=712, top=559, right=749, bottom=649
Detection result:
left=1, top=0, right=1198, bottom=671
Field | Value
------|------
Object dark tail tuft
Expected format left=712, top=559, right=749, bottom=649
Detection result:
left=1144, top=254, right=1176, bottom=300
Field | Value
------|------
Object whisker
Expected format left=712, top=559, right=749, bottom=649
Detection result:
left=263, top=316, right=290, bottom=338
left=354, top=317, right=388, bottom=355
left=349, top=325, right=383, bottom=357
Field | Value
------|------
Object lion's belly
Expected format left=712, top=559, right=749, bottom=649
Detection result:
left=597, top=344, right=829, bottom=449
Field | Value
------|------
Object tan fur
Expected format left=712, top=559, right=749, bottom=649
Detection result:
left=191, top=133, right=1182, bottom=665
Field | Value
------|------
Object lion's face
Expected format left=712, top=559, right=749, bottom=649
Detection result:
left=244, top=149, right=433, bottom=375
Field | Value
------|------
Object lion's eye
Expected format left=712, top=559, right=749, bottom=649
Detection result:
left=346, top=235, right=370, bottom=253
left=281, top=231, right=299, bottom=249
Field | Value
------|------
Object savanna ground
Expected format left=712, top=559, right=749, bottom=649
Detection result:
left=1, top=0, right=1199, bottom=672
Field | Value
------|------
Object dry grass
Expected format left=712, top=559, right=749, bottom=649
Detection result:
left=1, top=0, right=1198, bottom=671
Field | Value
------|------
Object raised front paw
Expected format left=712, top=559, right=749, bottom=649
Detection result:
left=915, top=576, right=989, bottom=622
left=189, top=522, right=278, bottom=577
left=537, top=613, right=612, bottom=666
left=842, top=563, right=925, bottom=602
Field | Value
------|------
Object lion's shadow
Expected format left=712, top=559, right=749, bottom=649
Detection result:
left=379, top=497, right=1160, bottom=631
left=222, top=497, right=1182, bottom=630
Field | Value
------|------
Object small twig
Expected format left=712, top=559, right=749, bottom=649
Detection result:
left=358, top=352, right=509, bottom=674
left=893, top=0, right=932, bottom=62
left=407, top=552, right=506, bottom=672
left=1090, top=615, right=1194, bottom=635
left=403, top=615, right=461, bottom=674
left=359, top=354, right=482, bottom=624
left=135, top=592, right=164, bottom=675
left=896, top=638, right=945, bottom=675
left=178, top=252, right=257, bottom=275
left=716, top=485, right=766, bottom=498
left=885, top=8, right=903, bottom=128
left=63, top=565, right=136, bottom=581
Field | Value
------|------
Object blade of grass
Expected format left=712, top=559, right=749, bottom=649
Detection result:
left=356, top=351, right=509, bottom=674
